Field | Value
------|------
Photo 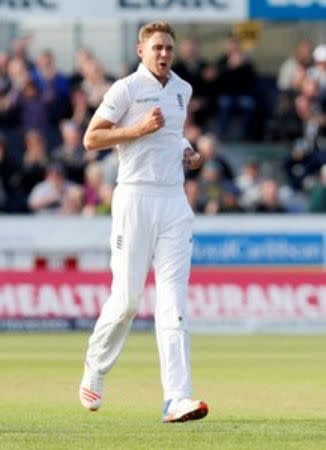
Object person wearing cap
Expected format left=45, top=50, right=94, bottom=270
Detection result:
left=307, top=44, right=326, bottom=98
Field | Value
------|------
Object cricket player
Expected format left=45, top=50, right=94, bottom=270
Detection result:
left=79, top=21, right=208, bottom=423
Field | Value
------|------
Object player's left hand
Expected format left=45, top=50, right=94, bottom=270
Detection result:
left=183, top=147, right=203, bottom=170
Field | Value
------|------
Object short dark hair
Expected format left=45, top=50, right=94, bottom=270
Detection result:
left=138, top=22, right=176, bottom=43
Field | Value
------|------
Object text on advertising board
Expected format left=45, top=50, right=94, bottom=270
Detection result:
left=0, top=0, right=56, bottom=8
left=119, top=0, right=228, bottom=8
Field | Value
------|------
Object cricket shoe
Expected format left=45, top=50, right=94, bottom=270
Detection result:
left=162, top=398, right=208, bottom=423
left=79, top=363, right=104, bottom=411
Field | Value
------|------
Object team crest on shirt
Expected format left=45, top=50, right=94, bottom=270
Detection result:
left=177, top=93, right=184, bottom=110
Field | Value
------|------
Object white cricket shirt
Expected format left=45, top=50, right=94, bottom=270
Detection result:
left=96, top=63, right=192, bottom=186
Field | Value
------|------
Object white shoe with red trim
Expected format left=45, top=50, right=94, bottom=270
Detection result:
left=162, top=398, right=209, bottom=423
left=79, top=363, right=104, bottom=411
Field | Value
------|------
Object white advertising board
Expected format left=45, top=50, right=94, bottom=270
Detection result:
left=0, top=0, right=247, bottom=22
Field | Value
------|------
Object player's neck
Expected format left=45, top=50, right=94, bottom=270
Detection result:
left=150, top=69, right=170, bottom=86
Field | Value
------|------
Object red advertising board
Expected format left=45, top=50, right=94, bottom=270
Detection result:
left=0, top=270, right=326, bottom=323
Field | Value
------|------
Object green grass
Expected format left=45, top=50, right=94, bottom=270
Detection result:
left=0, top=333, right=326, bottom=449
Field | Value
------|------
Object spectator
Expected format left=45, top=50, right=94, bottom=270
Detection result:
left=70, top=47, right=95, bottom=88
left=235, top=159, right=263, bottom=210
left=0, top=57, right=31, bottom=129
left=82, top=162, right=104, bottom=216
left=28, top=162, right=74, bottom=214
left=10, top=36, right=35, bottom=71
left=52, top=120, right=87, bottom=184
left=219, top=183, right=244, bottom=213
left=198, top=160, right=222, bottom=210
left=184, top=178, right=205, bottom=213
left=173, top=37, right=210, bottom=126
left=255, top=179, right=286, bottom=213
left=60, top=185, right=84, bottom=215
left=11, top=78, right=48, bottom=135
left=216, top=35, right=257, bottom=140
left=0, top=51, right=10, bottom=97
left=278, top=39, right=313, bottom=92
left=81, top=60, right=113, bottom=114
left=0, top=133, right=19, bottom=212
left=283, top=138, right=321, bottom=191
left=34, top=49, right=70, bottom=126
left=102, top=150, right=119, bottom=187
left=69, top=86, right=92, bottom=132
left=295, top=78, right=326, bottom=146
left=307, top=44, right=326, bottom=100
left=309, top=164, right=326, bottom=212
left=16, top=130, right=49, bottom=209
left=196, top=133, right=234, bottom=181
left=95, top=183, right=114, bottom=215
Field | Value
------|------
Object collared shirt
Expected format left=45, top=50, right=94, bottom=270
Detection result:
left=96, top=63, right=192, bottom=186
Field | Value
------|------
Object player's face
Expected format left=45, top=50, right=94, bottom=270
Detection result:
left=138, top=32, right=175, bottom=82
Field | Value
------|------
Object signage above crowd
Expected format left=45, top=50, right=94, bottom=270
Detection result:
left=1, top=0, right=326, bottom=21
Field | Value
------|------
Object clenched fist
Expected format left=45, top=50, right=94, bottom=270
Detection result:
left=137, top=107, right=165, bottom=137
left=183, top=147, right=203, bottom=170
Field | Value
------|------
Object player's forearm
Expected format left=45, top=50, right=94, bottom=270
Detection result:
left=83, top=124, right=142, bottom=151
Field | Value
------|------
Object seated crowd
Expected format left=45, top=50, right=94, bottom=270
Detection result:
left=0, top=35, right=326, bottom=215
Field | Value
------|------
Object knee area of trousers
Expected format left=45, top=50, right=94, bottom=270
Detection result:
left=118, top=304, right=138, bottom=322
left=156, top=315, right=188, bottom=331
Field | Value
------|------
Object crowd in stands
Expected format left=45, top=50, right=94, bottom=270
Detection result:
left=1, top=34, right=326, bottom=215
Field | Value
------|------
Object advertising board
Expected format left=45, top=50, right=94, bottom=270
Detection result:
left=1, top=269, right=325, bottom=333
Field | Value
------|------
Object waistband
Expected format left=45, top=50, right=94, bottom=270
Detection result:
left=116, top=183, right=184, bottom=196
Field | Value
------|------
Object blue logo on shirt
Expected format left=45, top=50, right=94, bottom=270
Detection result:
left=177, top=94, right=184, bottom=110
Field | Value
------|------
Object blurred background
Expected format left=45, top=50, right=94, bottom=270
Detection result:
left=0, top=0, right=326, bottom=333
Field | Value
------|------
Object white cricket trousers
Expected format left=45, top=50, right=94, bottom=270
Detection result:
left=86, top=183, right=194, bottom=401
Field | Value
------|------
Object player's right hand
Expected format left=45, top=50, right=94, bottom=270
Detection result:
left=138, top=107, right=165, bottom=136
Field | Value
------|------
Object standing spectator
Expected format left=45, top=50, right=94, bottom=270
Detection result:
left=34, top=50, right=70, bottom=126
left=173, top=37, right=209, bottom=126
left=309, top=164, right=326, bottom=212
left=0, top=57, right=31, bottom=129
left=10, top=36, right=35, bottom=71
left=216, top=35, right=257, bottom=140
left=12, top=78, right=48, bottom=135
left=81, top=60, right=114, bottom=114
left=70, top=47, right=95, bottom=88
